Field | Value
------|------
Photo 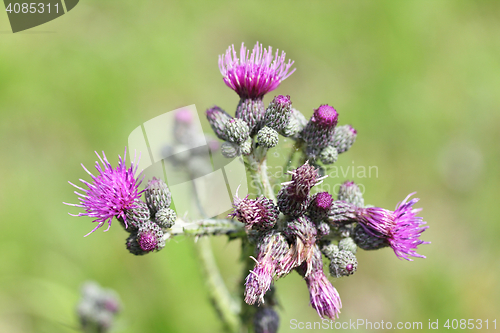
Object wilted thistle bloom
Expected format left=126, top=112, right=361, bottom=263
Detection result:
left=282, top=216, right=318, bottom=277
left=355, top=193, right=429, bottom=260
left=245, top=230, right=289, bottom=305
left=219, top=42, right=295, bottom=134
left=297, top=245, right=342, bottom=321
left=65, top=150, right=142, bottom=236
left=277, top=162, right=325, bottom=216
left=230, top=194, right=279, bottom=232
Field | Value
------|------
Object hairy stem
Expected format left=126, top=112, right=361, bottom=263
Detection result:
left=165, top=218, right=245, bottom=239
left=194, top=237, right=240, bottom=333
left=245, top=147, right=276, bottom=202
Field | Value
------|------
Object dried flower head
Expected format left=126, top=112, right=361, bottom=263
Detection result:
left=65, top=150, right=142, bottom=236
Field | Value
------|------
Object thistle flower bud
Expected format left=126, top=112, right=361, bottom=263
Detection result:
left=126, top=231, right=148, bottom=256
left=277, top=187, right=310, bottom=217
left=332, top=125, right=357, bottom=153
left=308, top=192, right=334, bottom=222
left=155, top=207, right=177, bottom=228
left=287, top=162, right=322, bottom=198
left=316, top=221, right=331, bottom=238
left=221, top=141, right=240, bottom=158
left=254, top=307, right=280, bottom=333
left=327, top=200, right=357, bottom=223
left=329, top=250, right=358, bottom=278
left=352, top=224, right=389, bottom=251
left=145, top=177, right=172, bottom=215
left=338, top=181, right=364, bottom=207
left=224, top=118, right=250, bottom=144
left=124, top=200, right=150, bottom=231
left=320, top=146, right=338, bottom=165
left=235, top=98, right=266, bottom=135
left=265, top=95, right=292, bottom=132
left=302, top=104, right=339, bottom=150
left=281, top=108, right=307, bottom=138
left=321, top=242, right=339, bottom=259
left=206, top=106, right=232, bottom=141
left=137, top=221, right=165, bottom=252
left=338, top=237, right=357, bottom=254
left=257, top=126, right=279, bottom=148
left=240, top=138, right=253, bottom=155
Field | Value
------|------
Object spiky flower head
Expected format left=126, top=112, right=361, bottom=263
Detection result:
left=327, top=200, right=357, bottom=224
left=355, top=193, right=429, bottom=260
left=124, top=200, right=150, bottom=231
left=144, top=177, right=171, bottom=215
left=65, top=150, right=143, bottom=236
left=219, top=42, right=295, bottom=99
left=224, top=118, right=250, bottom=145
left=352, top=224, right=388, bottom=250
left=137, top=221, right=165, bottom=252
left=265, top=95, right=292, bottom=132
left=221, top=141, right=240, bottom=158
left=329, top=250, right=358, bottom=278
left=254, top=307, right=280, bottom=333
left=302, top=105, right=339, bottom=154
left=319, top=146, right=338, bottom=165
left=297, top=245, right=342, bottom=321
left=155, top=207, right=177, bottom=229
left=321, top=242, right=339, bottom=259
left=257, top=126, right=279, bottom=148
left=245, top=230, right=289, bottom=305
left=332, top=124, right=357, bottom=153
left=125, top=232, right=147, bottom=256
left=206, top=106, right=232, bottom=141
left=230, top=195, right=279, bottom=232
left=308, top=192, right=334, bottom=222
left=338, top=181, right=364, bottom=208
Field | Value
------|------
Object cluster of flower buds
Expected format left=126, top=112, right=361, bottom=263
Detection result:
left=231, top=162, right=428, bottom=321
left=124, top=177, right=177, bottom=255
left=66, top=151, right=177, bottom=256
left=76, top=281, right=120, bottom=333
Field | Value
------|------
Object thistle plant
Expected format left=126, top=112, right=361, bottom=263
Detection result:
left=66, top=42, right=429, bottom=333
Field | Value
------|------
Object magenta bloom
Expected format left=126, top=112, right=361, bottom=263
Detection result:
left=305, top=270, right=342, bottom=321
left=65, top=150, right=143, bottom=236
left=356, top=193, right=429, bottom=260
left=219, top=42, right=295, bottom=99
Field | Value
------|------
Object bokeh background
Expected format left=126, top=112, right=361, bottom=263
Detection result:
left=1, top=1, right=499, bottom=332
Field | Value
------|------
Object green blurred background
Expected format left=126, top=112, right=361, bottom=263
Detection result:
left=1, top=1, right=499, bottom=332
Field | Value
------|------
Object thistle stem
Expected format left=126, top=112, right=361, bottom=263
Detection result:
left=165, top=218, right=245, bottom=239
left=194, top=237, right=240, bottom=333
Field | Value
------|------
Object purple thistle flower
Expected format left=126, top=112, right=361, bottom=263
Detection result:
left=297, top=245, right=342, bottom=321
left=65, top=150, right=143, bottom=236
left=355, top=193, right=429, bottom=260
left=137, top=221, right=164, bottom=252
left=219, top=42, right=295, bottom=99
left=245, top=231, right=289, bottom=305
